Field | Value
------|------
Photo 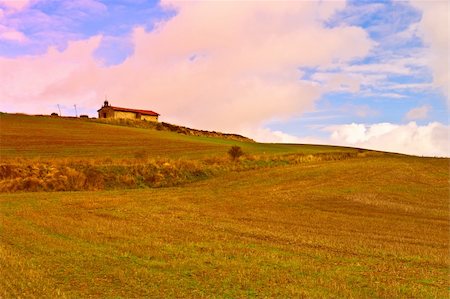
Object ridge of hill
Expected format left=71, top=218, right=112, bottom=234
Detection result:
left=0, top=113, right=360, bottom=159
left=0, top=112, right=375, bottom=192
left=91, top=117, right=254, bottom=142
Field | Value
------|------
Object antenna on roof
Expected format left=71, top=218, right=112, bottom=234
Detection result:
left=57, top=104, right=62, bottom=116
left=74, top=104, right=78, bottom=117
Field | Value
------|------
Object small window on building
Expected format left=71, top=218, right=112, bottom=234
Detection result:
left=103, top=113, right=107, bottom=118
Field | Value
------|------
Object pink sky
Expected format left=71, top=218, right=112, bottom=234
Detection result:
left=0, top=1, right=372, bottom=130
left=0, top=0, right=448, bottom=156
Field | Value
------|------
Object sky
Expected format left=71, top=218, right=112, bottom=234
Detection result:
left=0, top=0, right=448, bottom=157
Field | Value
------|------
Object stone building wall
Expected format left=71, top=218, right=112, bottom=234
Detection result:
left=113, top=111, right=138, bottom=119
left=141, top=115, right=158, bottom=122
left=98, top=107, right=114, bottom=118
left=98, top=107, right=158, bottom=122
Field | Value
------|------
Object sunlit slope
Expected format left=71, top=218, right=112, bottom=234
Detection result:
left=0, top=113, right=357, bottom=159
left=1, top=155, right=448, bottom=298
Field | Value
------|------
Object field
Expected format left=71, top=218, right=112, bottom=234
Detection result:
left=1, top=113, right=449, bottom=298
left=0, top=114, right=349, bottom=159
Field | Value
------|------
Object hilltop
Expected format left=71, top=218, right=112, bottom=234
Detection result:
left=92, top=117, right=254, bottom=143
left=0, top=113, right=448, bottom=298
left=0, top=113, right=353, bottom=160
left=0, top=113, right=368, bottom=192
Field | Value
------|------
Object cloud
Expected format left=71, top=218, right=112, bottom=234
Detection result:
left=384, top=82, right=433, bottom=91
left=7, top=1, right=446, bottom=159
left=0, top=36, right=102, bottom=113
left=410, top=0, right=449, bottom=101
left=343, top=63, right=412, bottom=75
left=242, top=127, right=304, bottom=144
left=325, top=121, right=449, bottom=157
left=0, top=1, right=373, bottom=133
left=0, top=24, right=27, bottom=42
left=311, top=72, right=361, bottom=93
left=311, top=49, right=434, bottom=97
left=246, top=120, right=449, bottom=157
left=0, top=1, right=30, bottom=43
left=405, top=105, right=430, bottom=120
left=364, top=92, right=407, bottom=99
left=0, top=0, right=31, bottom=11
left=313, top=1, right=444, bottom=103
left=349, top=104, right=377, bottom=118
left=62, top=0, right=107, bottom=13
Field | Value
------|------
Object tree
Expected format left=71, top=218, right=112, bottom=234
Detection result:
left=228, top=146, right=244, bottom=161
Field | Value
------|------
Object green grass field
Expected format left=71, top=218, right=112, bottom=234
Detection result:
left=1, top=113, right=449, bottom=298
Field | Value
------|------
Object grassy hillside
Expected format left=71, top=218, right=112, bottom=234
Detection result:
left=0, top=113, right=448, bottom=298
left=0, top=113, right=352, bottom=160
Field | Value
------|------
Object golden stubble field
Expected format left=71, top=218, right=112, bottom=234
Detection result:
left=1, top=154, right=448, bottom=298
left=1, top=113, right=449, bottom=298
left=0, top=114, right=349, bottom=159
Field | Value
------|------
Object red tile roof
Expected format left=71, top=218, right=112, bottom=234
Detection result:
left=101, top=106, right=160, bottom=116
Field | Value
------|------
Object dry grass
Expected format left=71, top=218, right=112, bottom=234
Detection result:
left=0, top=113, right=360, bottom=159
left=0, top=151, right=368, bottom=192
left=92, top=118, right=254, bottom=142
left=1, top=113, right=448, bottom=298
left=0, top=114, right=229, bottom=159
left=0, top=156, right=448, bottom=298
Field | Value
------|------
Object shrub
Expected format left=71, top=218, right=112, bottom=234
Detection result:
left=228, top=146, right=244, bottom=161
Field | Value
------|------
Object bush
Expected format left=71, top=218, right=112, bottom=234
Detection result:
left=228, top=146, right=244, bottom=161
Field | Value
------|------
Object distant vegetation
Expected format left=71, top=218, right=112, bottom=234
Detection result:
left=92, top=117, right=254, bottom=142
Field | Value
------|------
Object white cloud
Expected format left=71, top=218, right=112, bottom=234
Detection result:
left=0, top=1, right=374, bottom=133
left=405, top=105, right=430, bottom=120
left=311, top=72, right=362, bottom=93
left=247, top=120, right=450, bottom=157
left=325, top=121, right=449, bottom=157
left=343, top=63, right=412, bottom=75
left=313, top=1, right=445, bottom=100
left=0, top=2, right=29, bottom=43
left=410, top=0, right=449, bottom=101
left=1, top=1, right=446, bottom=158
left=363, top=92, right=407, bottom=99
left=310, top=53, right=431, bottom=97
left=0, top=24, right=27, bottom=42
left=242, top=127, right=303, bottom=144
left=384, top=82, right=433, bottom=91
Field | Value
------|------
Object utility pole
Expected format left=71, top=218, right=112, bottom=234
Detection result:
left=74, top=104, right=78, bottom=117
left=57, top=104, right=62, bottom=116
